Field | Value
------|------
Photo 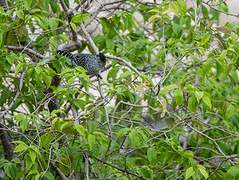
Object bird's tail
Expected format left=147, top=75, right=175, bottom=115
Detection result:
left=57, top=50, right=74, bottom=60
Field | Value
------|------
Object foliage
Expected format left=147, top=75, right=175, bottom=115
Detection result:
left=0, top=0, right=238, bottom=179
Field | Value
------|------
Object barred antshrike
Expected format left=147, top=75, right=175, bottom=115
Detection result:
left=57, top=50, right=106, bottom=78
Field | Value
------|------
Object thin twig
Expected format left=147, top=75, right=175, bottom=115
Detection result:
left=0, top=71, right=25, bottom=118
left=106, top=55, right=142, bottom=77
left=56, top=166, right=69, bottom=180
left=84, top=152, right=90, bottom=180
left=97, top=79, right=112, bottom=152
left=41, top=145, right=53, bottom=178
left=91, top=155, right=146, bottom=179
left=186, top=123, right=234, bottom=165
left=202, top=1, right=239, bottom=18
left=59, top=0, right=78, bottom=41
left=84, top=0, right=123, bottom=27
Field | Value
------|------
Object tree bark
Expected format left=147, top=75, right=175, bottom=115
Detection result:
left=0, top=123, right=13, bottom=160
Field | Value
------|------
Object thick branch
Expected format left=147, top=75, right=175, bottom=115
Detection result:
left=59, top=0, right=68, bottom=13
left=0, top=123, right=13, bottom=160
left=5, top=45, right=44, bottom=60
left=80, top=23, right=99, bottom=54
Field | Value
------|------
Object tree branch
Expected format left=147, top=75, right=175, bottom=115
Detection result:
left=80, top=23, right=99, bottom=54
left=5, top=45, right=44, bottom=60
left=106, top=55, right=142, bottom=77
left=0, top=71, right=25, bottom=118
left=91, top=155, right=146, bottom=179
left=0, top=123, right=13, bottom=160
left=59, top=0, right=78, bottom=41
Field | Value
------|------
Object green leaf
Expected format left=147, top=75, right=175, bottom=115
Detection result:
left=16, top=63, right=26, bottom=73
left=0, top=30, right=3, bottom=48
left=15, top=113, right=29, bottom=132
left=116, top=128, right=130, bottom=138
left=182, top=151, right=194, bottom=159
left=88, top=134, right=95, bottom=151
left=71, top=13, right=90, bottom=24
left=185, top=167, right=195, bottom=180
left=16, top=10, right=24, bottom=19
left=75, top=124, right=87, bottom=138
left=116, top=176, right=129, bottom=180
left=24, top=0, right=32, bottom=8
left=197, top=164, right=209, bottom=179
left=73, top=99, right=87, bottom=109
left=40, top=133, right=53, bottom=149
left=159, top=84, right=178, bottom=95
left=30, top=145, right=40, bottom=155
left=48, top=17, right=60, bottom=30
left=176, top=0, right=187, bottom=16
left=29, top=149, right=36, bottom=163
left=25, top=154, right=34, bottom=172
left=14, top=141, right=28, bottom=153
left=194, top=91, right=204, bottom=103
left=106, top=38, right=115, bottom=50
left=147, top=147, right=157, bottom=164
left=202, top=94, right=212, bottom=109
left=216, top=60, right=223, bottom=76
left=42, top=73, right=52, bottom=88
left=70, top=22, right=77, bottom=32
left=42, top=171, right=55, bottom=180
left=170, top=0, right=187, bottom=16
left=128, top=128, right=145, bottom=148
left=0, top=159, right=8, bottom=168
left=226, top=166, right=239, bottom=179
left=4, top=163, right=18, bottom=178
left=175, top=89, right=184, bottom=105
left=107, top=64, right=119, bottom=80
left=138, top=166, right=153, bottom=179
left=188, top=96, right=197, bottom=112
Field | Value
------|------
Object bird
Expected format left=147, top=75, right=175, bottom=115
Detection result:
left=57, top=50, right=106, bottom=78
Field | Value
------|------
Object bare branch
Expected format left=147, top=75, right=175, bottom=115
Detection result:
left=84, top=152, right=90, bottom=180
left=0, top=123, right=13, bottom=160
left=51, top=162, right=69, bottom=180
left=80, top=23, right=99, bottom=54
left=91, top=155, right=146, bottom=179
left=59, top=0, right=68, bottom=14
left=59, top=0, right=78, bottom=41
left=106, top=55, right=142, bottom=77
left=84, top=0, right=124, bottom=27
left=5, top=45, right=44, bottom=60
left=202, top=1, right=239, bottom=18
left=186, top=123, right=235, bottom=165
left=0, top=71, right=25, bottom=118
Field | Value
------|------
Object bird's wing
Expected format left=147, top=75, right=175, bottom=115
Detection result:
left=72, top=54, right=90, bottom=66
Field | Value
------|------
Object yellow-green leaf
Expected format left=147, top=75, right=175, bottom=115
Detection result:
left=195, top=91, right=204, bottom=103
left=14, top=141, right=28, bottom=153
left=88, top=134, right=95, bottom=151
left=185, top=167, right=195, bottom=180
left=71, top=13, right=90, bottom=24
left=202, top=95, right=212, bottom=109
left=197, top=164, right=209, bottom=179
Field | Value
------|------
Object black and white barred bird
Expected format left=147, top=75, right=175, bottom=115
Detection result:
left=57, top=50, right=106, bottom=78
